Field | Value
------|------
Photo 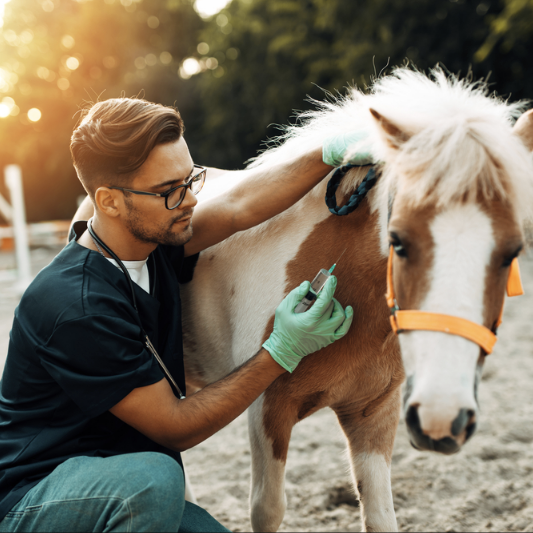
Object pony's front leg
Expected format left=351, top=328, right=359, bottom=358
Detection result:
left=333, top=389, right=401, bottom=532
left=248, top=394, right=293, bottom=532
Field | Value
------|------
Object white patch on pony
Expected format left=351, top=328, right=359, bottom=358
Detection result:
left=196, top=170, right=249, bottom=203
left=248, top=395, right=287, bottom=533
left=400, top=203, right=494, bottom=441
left=352, top=452, right=397, bottom=532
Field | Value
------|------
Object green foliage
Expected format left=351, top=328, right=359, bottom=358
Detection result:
left=477, top=0, right=533, bottom=61
left=192, top=0, right=531, bottom=169
left=474, top=0, right=533, bottom=101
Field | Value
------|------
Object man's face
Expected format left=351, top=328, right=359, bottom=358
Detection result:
left=121, top=137, right=198, bottom=247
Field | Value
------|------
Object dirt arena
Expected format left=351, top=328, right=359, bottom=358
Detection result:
left=1, top=245, right=532, bottom=532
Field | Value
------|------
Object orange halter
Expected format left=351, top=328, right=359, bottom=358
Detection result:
left=386, top=247, right=524, bottom=355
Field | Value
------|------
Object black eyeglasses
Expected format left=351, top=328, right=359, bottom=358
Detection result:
left=109, top=165, right=207, bottom=210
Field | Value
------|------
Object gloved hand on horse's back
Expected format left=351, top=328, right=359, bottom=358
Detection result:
left=323, top=130, right=376, bottom=167
left=263, top=276, right=353, bottom=373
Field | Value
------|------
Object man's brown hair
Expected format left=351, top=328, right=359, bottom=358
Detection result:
left=70, top=98, right=184, bottom=198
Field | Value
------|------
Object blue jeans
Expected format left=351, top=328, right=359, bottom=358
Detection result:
left=0, top=453, right=230, bottom=532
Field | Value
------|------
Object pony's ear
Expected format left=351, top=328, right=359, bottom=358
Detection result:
left=369, top=108, right=411, bottom=150
left=513, top=109, right=533, bottom=152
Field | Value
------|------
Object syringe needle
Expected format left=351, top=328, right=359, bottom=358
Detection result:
left=329, top=248, right=348, bottom=273
left=335, top=248, right=348, bottom=264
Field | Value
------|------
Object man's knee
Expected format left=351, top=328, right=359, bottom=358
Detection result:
left=119, top=453, right=185, bottom=530
left=129, top=452, right=184, bottom=498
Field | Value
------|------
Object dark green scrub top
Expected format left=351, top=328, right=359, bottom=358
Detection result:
left=0, top=221, right=198, bottom=521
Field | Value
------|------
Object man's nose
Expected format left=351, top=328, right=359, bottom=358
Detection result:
left=181, top=187, right=198, bottom=210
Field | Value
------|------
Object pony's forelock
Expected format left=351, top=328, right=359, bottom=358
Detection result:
left=368, top=68, right=533, bottom=225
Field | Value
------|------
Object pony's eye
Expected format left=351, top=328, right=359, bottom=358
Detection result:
left=393, top=243, right=407, bottom=257
left=502, top=257, right=513, bottom=268
left=502, top=246, right=523, bottom=268
left=389, top=233, right=407, bottom=258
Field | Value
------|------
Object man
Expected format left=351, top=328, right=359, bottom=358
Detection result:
left=0, top=97, right=359, bottom=532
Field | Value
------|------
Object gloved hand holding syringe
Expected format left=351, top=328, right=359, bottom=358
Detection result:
left=262, top=248, right=353, bottom=373
left=295, top=249, right=347, bottom=313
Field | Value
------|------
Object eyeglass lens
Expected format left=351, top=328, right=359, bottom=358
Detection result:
left=167, top=169, right=206, bottom=209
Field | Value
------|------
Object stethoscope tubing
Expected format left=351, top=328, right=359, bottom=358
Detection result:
left=87, top=218, right=186, bottom=399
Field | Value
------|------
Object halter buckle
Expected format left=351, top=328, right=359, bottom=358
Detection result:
left=389, top=308, right=400, bottom=334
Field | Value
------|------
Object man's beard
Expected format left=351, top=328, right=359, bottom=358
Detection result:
left=124, top=200, right=194, bottom=247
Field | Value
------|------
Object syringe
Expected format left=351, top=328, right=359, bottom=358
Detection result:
left=294, top=249, right=347, bottom=314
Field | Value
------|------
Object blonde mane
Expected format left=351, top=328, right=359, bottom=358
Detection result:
left=250, top=66, right=533, bottom=226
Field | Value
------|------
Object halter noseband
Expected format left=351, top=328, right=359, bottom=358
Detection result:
left=386, top=246, right=524, bottom=355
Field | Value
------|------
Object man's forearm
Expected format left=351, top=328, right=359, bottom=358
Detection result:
left=228, top=147, right=331, bottom=232
left=184, top=147, right=332, bottom=256
left=169, top=348, right=284, bottom=451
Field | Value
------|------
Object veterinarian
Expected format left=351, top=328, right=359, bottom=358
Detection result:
left=0, top=98, right=368, bottom=532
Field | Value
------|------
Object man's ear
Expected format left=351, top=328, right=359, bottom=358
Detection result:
left=369, top=108, right=411, bottom=150
left=513, top=109, right=533, bottom=152
left=94, top=187, right=122, bottom=218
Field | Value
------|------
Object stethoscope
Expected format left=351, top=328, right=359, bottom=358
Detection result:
left=87, top=218, right=186, bottom=399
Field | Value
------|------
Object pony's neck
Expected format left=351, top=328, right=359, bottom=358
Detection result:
left=309, top=166, right=390, bottom=257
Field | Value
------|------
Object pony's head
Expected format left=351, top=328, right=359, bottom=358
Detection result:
left=366, top=69, right=533, bottom=454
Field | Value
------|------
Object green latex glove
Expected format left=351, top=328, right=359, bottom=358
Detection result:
left=263, top=276, right=354, bottom=373
left=323, top=131, right=375, bottom=167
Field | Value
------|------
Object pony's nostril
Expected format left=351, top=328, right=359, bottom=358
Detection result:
left=465, top=420, right=477, bottom=442
left=451, top=408, right=475, bottom=437
left=405, top=404, right=422, bottom=435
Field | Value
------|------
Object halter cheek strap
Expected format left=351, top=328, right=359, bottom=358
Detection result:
left=386, top=247, right=524, bottom=355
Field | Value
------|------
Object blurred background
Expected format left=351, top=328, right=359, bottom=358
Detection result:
left=0, top=0, right=532, bottom=223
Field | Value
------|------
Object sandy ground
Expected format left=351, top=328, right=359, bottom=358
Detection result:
left=1, top=245, right=533, bottom=532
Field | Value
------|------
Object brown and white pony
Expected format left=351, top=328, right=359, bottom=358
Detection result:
left=181, top=68, right=533, bottom=532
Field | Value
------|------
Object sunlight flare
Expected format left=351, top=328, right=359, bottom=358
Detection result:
left=194, top=0, right=231, bottom=19
left=27, top=108, right=41, bottom=122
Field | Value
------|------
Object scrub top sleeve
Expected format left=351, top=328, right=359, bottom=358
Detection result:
left=39, top=314, right=164, bottom=418
left=161, top=245, right=200, bottom=283
left=180, top=252, right=200, bottom=283
left=69, top=220, right=88, bottom=242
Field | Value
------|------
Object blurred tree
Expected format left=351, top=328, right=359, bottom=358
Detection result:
left=190, top=0, right=531, bottom=169
left=0, top=0, right=202, bottom=221
left=475, top=0, right=533, bottom=98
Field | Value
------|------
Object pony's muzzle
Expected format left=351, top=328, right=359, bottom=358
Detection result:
left=405, top=404, right=477, bottom=455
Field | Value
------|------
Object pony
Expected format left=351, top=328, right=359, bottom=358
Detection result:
left=180, top=67, right=533, bottom=532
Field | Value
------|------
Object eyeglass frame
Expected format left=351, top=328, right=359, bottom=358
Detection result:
left=108, top=164, right=207, bottom=210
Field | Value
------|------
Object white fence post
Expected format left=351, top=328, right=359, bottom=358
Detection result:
left=4, top=165, right=31, bottom=285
